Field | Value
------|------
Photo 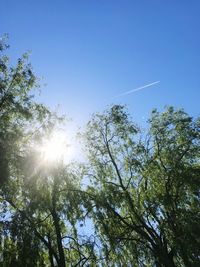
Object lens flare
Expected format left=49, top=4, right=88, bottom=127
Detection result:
left=40, top=131, right=67, bottom=163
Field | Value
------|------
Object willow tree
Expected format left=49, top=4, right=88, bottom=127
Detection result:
left=0, top=36, right=97, bottom=266
left=0, top=35, right=56, bottom=265
left=0, top=35, right=53, bottom=186
left=83, top=105, right=200, bottom=267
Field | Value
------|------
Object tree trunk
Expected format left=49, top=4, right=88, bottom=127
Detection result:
left=154, top=246, right=176, bottom=267
left=47, top=234, right=55, bottom=267
left=51, top=208, right=66, bottom=267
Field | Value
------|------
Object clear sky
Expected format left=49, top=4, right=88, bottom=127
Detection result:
left=1, top=0, right=200, bottom=126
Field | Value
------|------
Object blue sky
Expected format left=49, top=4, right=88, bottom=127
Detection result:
left=1, top=0, right=200, bottom=126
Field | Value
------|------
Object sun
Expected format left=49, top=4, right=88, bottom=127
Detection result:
left=40, top=131, right=67, bottom=163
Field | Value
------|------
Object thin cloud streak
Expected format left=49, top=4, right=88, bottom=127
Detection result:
left=114, top=81, right=160, bottom=98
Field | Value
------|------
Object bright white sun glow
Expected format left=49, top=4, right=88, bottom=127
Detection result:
left=37, top=127, right=83, bottom=166
left=40, top=131, right=68, bottom=163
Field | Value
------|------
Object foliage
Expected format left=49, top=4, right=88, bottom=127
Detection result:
left=0, top=36, right=199, bottom=266
left=0, top=37, right=95, bottom=267
left=83, top=105, right=200, bottom=267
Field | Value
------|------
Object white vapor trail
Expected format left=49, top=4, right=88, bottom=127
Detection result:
left=114, top=81, right=160, bottom=98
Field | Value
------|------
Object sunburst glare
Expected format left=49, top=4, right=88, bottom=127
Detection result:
left=40, top=131, right=67, bottom=163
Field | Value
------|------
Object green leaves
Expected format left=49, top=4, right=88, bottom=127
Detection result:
left=0, top=37, right=199, bottom=266
left=83, top=105, right=200, bottom=266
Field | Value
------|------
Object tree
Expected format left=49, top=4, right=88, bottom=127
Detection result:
left=0, top=35, right=57, bottom=265
left=4, top=162, right=93, bottom=267
left=0, top=36, right=97, bottom=266
left=0, top=35, right=53, bottom=186
left=83, top=105, right=200, bottom=267
left=1, top=35, right=199, bottom=266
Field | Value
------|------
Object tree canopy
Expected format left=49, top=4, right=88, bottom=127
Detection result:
left=0, top=38, right=199, bottom=267
left=83, top=105, right=200, bottom=267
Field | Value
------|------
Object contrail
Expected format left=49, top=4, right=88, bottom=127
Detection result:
left=114, top=81, right=160, bottom=98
